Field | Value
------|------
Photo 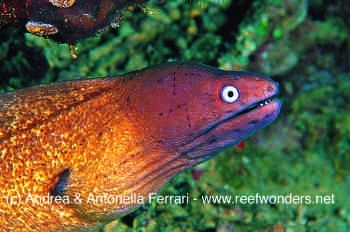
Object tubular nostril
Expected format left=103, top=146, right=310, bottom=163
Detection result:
left=265, top=81, right=279, bottom=95
left=267, top=85, right=275, bottom=93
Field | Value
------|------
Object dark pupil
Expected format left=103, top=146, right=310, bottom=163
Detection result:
left=228, top=91, right=234, bottom=98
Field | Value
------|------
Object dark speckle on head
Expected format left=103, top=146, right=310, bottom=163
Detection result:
left=172, top=71, right=177, bottom=95
left=249, top=119, right=259, bottom=125
left=265, top=112, right=275, bottom=119
left=233, top=128, right=241, bottom=133
left=186, top=70, right=202, bottom=77
left=208, top=137, right=217, bottom=144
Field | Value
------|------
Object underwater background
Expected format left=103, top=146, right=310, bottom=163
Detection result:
left=0, top=0, right=349, bottom=231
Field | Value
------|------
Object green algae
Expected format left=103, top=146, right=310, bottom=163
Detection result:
left=219, top=0, right=307, bottom=70
left=1, top=0, right=349, bottom=231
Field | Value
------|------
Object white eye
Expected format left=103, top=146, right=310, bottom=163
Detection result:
left=221, top=85, right=239, bottom=103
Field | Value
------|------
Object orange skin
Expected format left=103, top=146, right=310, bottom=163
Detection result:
left=0, top=62, right=280, bottom=231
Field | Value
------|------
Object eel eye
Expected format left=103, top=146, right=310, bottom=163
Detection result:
left=221, top=85, right=239, bottom=103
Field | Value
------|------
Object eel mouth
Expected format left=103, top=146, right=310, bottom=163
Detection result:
left=233, top=96, right=278, bottom=119
left=178, top=92, right=281, bottom=161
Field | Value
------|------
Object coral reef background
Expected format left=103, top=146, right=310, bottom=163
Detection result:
left=0, top=0, right=349, bottom=231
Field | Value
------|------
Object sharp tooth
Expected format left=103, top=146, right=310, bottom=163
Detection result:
left=259, top=99, right=272, bottom=107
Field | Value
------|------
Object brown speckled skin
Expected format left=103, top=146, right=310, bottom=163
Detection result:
left=0, top=62, right=280, bottom=231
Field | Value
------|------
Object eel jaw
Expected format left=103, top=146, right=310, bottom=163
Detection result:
left=232, top=96, right=277, bottom=120
left=178, top=94, right=281, bottom=162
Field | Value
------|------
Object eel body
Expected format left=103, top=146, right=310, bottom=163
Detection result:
left=0, top=62, right=281, bottom=231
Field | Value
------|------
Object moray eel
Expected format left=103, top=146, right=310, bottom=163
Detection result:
left=0, top=62, right=281, bottom=231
